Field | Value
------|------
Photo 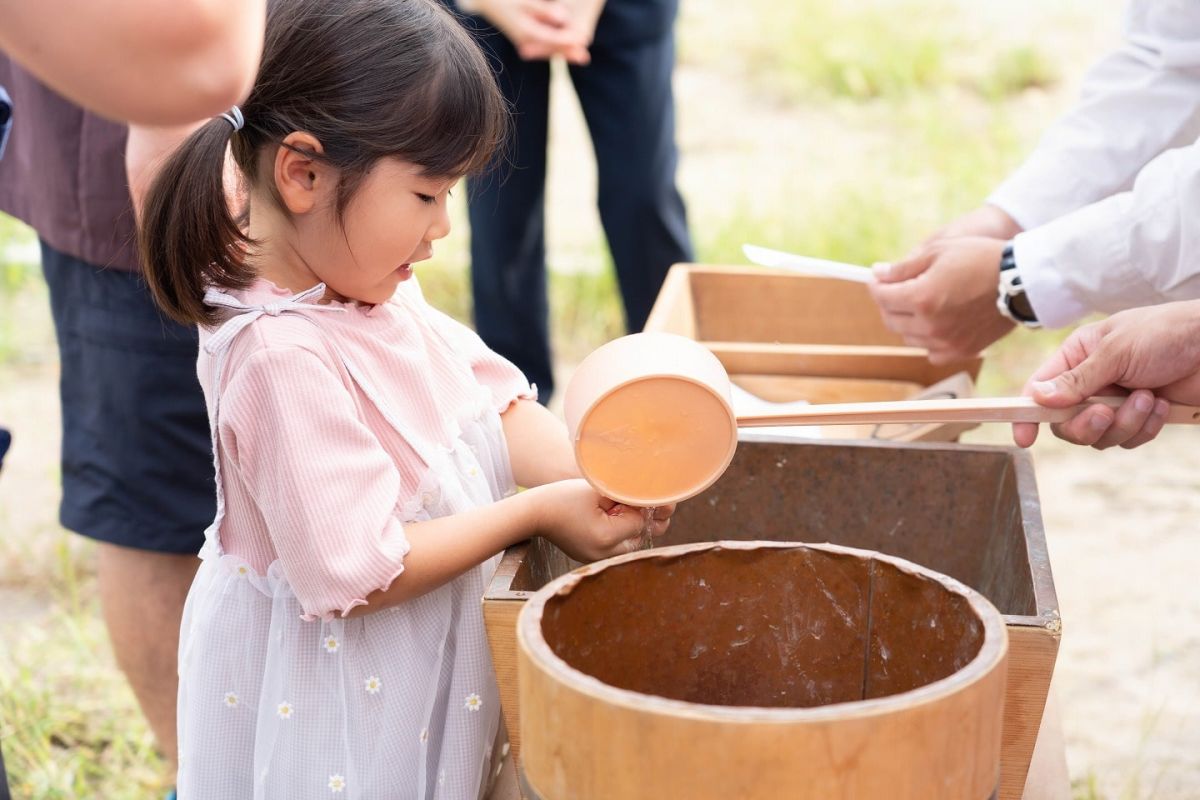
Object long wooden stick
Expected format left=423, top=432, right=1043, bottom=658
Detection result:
left=736, top=395, right=1200, bottom=427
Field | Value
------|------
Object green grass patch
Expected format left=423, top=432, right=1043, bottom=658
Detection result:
left=0, top=537, right=167, bottom=800
left=685, top=0, right=1057, bottom=104
left=979, top=46, right=1058, bottom=101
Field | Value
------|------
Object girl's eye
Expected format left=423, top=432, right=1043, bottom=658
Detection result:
left=416, top=193, right=436, bottom=205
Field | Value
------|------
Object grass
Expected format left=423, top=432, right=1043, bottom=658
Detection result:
left=1, top=603, right=168, bottom=800
left=682, top=0, right=1059, bottom=103
left=0, top=528, right=169, bottom=799
left=0, top=217, right=47, bottom=365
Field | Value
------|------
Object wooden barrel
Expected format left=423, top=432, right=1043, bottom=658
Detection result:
left=517, top=541, right=1008, bottom=799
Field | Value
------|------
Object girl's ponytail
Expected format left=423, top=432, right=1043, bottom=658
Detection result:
left=138, top=117, right=254, bottom=326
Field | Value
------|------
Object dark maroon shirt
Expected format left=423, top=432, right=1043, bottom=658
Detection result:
left=0, top=58, right=139, bottom=271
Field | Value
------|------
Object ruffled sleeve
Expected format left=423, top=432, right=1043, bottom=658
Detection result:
left=220, top=342, right=412, bottom=620
left=423, top=303, right=538, bottom=413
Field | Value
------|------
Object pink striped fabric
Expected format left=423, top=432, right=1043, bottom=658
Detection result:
left=196, top=278, right=534, bottom=620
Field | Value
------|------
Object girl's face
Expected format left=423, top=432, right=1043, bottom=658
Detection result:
left=298, top=157, right=455, bottom=305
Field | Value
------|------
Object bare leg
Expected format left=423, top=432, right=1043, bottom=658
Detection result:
left=97, top=542, right=199, bottom=770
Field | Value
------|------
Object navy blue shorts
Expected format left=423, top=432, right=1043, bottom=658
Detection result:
left=42, top=241, right=213, bottom=554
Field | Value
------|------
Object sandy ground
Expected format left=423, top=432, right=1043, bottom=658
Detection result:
left=967, top=425, right=1200, bottom=798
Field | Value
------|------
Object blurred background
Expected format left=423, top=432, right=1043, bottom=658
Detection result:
left=2, top=0, right=1198, bottom=797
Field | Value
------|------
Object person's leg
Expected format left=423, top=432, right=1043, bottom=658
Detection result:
left=462, top=18, right=556, bottom=400
left=97, top=544, right=198, bottom=765
left=0, top=738, right=11, bottom=800
left=41, top=242, right=211, bottom=770
left=569, top=2, right=694, bottom=333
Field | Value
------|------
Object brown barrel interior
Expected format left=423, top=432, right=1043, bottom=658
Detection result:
left=540, top=545, right=985, bottom=708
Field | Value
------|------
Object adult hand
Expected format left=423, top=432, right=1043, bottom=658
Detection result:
left=924, top=204, right=1023, bottom=243
left=868, top=236, right=1013, bottom=365
left=1013, top=300, right=1200, bottom=449
left=472, top=0, right=592, bottom=65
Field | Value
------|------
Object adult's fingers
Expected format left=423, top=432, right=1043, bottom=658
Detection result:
left=1091, top=390, right=1155, bottom=450
left=869, top=276, right=928, bottom=317
left=1029, top=336, right=1119, bottom=408
left=1012, top=421, right=1039, bottom=448
left=559, top=44, right=591, bottom=65
left=872, top=248, right=935, bottom=284
left=523, top=0, right=570, bottom=27
left=1117, top=397, right=1170, bottom=450
left=878, top=309, right=934, bottom=339
left=518, top=41, right=591, bottom=63
left=925, top=346, right=975, bottom=366
left=1015, top=334, right=1086, bottom=447
left=515, top=17, right=589, bottom=60
left=1048, top=404, right=1116, bottom=447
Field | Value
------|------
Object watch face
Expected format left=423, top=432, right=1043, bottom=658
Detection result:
left=1010, top=291, right=1036, bottom=323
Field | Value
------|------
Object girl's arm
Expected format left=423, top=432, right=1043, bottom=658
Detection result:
left=348, top=479, right=655, bottom=616
left=500, top=398, right=580, bottom=487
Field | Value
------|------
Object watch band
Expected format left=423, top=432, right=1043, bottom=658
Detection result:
left=996, top=242, right=1042, bottom=328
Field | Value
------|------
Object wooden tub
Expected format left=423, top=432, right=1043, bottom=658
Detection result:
left=517, top=541, right=1008, bottom=799
left=484, top=437, right=1059, bottom=800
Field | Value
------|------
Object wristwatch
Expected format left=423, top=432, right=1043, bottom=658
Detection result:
left=996, top=241, right=1041, bottom=328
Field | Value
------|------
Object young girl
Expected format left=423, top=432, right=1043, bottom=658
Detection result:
left=137, top=1, right=672, bottom=797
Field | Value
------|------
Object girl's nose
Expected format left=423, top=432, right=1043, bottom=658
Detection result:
left=428, top=203, right=451, bottom=241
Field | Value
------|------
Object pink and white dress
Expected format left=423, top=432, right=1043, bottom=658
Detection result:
left=175, top=278, right=534, bottom=800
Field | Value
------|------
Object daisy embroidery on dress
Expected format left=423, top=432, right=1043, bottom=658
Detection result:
left=277, top=701, right=294, bottom=720
left=364, top=676, right=382, bottom=695
left=328, top=774, right=346, bottom=793
left=323, top=635, right=340, bottom=654
left=237, top=565, right=249, bottom=576
left=224, top=692, right=239, bottom=709
left=464, top=693, right=482, bottom=712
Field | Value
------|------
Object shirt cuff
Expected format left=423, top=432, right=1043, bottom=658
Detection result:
left=1011, top=196, right=1138, bottom=329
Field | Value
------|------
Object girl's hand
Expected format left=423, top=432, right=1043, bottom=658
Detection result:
left=529, top=479, right=675, bottom=562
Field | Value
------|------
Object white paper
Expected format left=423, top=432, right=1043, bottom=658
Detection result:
left=742, top=243, right=875, bottom=284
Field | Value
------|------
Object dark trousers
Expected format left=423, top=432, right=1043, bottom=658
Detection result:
left=41, top=242, right=213, bottom=553
left=464, top=2, right=693, bottom=401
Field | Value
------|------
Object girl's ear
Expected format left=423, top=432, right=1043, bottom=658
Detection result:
left=274, top=131, right=329, bottom=215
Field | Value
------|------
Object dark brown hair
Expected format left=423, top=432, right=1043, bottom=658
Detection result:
left=139, top=0, right=507, bottom=325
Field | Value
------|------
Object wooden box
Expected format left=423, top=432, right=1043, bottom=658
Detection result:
left=643, top=263, right=985, bottom=442
left=484, top=438, right=1059, bottom=800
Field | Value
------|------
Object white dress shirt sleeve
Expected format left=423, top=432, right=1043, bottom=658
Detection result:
left=988, top=0, right=1200, bottom=231
left=1014, top=139, right=1200, bottom=328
